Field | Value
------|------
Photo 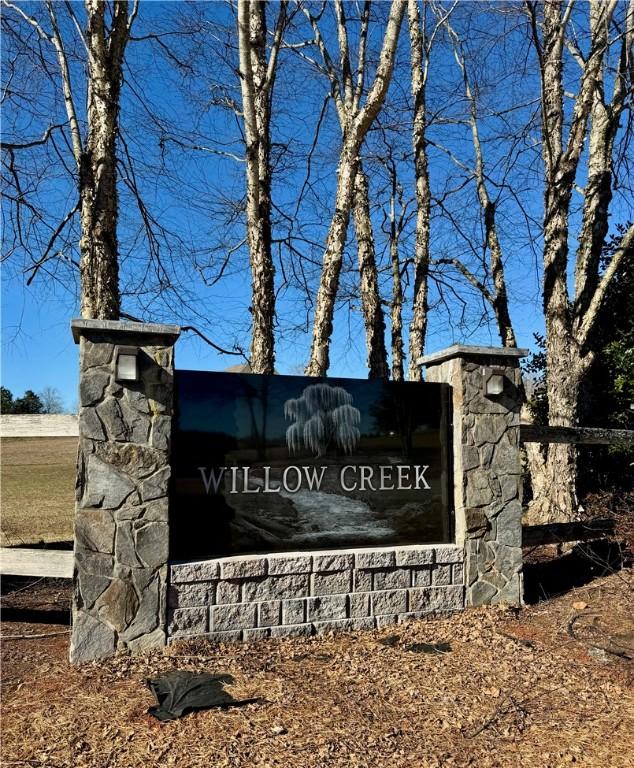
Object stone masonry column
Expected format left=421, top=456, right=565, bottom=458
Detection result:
left=70, top=319, right=180, bottom=663
left=419, top=345, right=527, bottom=606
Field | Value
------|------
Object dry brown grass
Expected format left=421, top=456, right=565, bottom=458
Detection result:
left=0, top=437, right=76, bottom=546
left=2, top=570, right=633, bottom=768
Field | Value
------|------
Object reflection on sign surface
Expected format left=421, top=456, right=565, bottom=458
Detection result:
left=170, top=371, right=452, bottom=559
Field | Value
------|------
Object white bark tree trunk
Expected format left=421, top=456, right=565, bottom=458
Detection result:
left=305, top=0, right=406, bottom=376
left=353, top=164, right=388, bottom=379
left=238, top=0, right=284, bottom=374
left=407, top=0, right=431, bottom=381
left=79, top=0, right=130, bottom=320
left=529, top=0, right=622, bottom=521
left=306, top=139, right=361, bottom=376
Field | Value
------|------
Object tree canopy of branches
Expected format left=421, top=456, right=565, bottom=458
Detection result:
left=2, top=0, right=633, bottom=519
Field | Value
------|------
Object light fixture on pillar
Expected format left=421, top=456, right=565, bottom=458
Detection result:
left=114, top=346, right=140, bottom=382
left=484, top=368, right=505, bottom=396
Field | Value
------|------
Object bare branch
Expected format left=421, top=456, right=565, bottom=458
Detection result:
left=46, top=1, right=83, bottom=165
left=181, top=325, right=247, bottom=358
left=160, top=134, right=245, bottom=163
left=63, top=1, right=89, bottom=55
left=352, top=0, right=370, bottom=111
left=265, top=0, right=288, bottom=93
left=301, top=3, right=346, bottom=123
left=334, top=0, right=354, bottom=107
left=25, top=199, right=80, bottom=285
left=355, top=0, right=406, bottom=137
left=127, top=0, right=140, bottom=35
left=578, top=223, right=634, bottom=349
left=2, top=1, right=52, bottom=41
left=0, top=122, right=68, bottom=150
left=432, top=257, right=496, bottom=306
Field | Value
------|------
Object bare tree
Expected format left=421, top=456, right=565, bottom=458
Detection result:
left=296, top=1, right=393, bottom=378
left=303, top=0, right=406, bottom=376
left=81, top=0, right=135, bottom=319
left=385, top=151, right=408, bottom=381
left=526, top=0, right=633, bottom=520
left=443, top=16, right=517, bottom=349
left=2, top=1, right=136, bottom=319
left=406, top=0, right=433, bottom=380
left=413, top=7, right=519, bottom=358
left=434, top=2, right=632, bottom=520
left=2, top=3, right=254, bottom=357
left=39, top=386, right=65, bottom=414
left=237, top=0, right=287, bottom=373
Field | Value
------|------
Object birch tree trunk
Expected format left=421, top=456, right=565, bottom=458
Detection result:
left=238, top=0, right=285, bottom=374
left=539, top=0, right=578, bottom=520
left=353, top=164, right=389, bottom=379
left=388, top=166, right=405, bottom=382
left=305, top=0, right=406, bottom=376
left=79, top=0, right=130, bottom=320
left=572, top=0, right=633, bottom=345
left=306, top=139, right=362, bottom=376
left=441, top=4, right=630, bottom=521
left=444, top=16, right=517, bottom=350
left=528, top=0, right=626, bottom=522
left=407, top=0, right=431, bottom=381
left=349, top=1, right=389, bottom=380
left=3, top=1, right=134, bottom=319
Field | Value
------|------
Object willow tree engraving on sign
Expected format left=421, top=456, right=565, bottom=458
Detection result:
left=284, top=383, right=361, bottom=458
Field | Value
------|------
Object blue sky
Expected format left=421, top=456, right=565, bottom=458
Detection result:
left=4, top=1, right=625, bottom=412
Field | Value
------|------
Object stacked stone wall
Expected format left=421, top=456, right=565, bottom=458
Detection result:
left=70, top=320, right=179, bottom=663
left=167, top=545, right=464, bottom=643
left=424, top=348, right=524, bottom=607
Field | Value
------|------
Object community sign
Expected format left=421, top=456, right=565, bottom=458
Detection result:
left=170, top=372, right=452, bottom=559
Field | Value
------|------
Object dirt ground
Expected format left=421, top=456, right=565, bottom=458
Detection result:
left=1, top=568, right=633, bottom=768
left=0, top=437, right=76, bottom=546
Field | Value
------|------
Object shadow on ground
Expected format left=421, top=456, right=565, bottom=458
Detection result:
left=1, top=576, right=71, bottom=625
left=523, top=540, right=624, bottom=603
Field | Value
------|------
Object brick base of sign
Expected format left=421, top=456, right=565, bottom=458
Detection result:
left=166, top=545, right=464, bottom=643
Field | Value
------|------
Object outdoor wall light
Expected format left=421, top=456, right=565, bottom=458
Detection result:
left=114, top=346, right=140, bottom=382
left=483, top=368, right=505, bottom=396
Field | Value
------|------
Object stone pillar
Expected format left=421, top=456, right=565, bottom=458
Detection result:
left=419, top=345, right=527, bottom=606
left=70, top=319, right=180, bottom=663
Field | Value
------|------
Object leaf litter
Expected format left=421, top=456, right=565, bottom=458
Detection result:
left=1, top=569, right=633, bottom=767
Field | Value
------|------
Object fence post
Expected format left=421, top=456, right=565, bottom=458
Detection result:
left=70, top=319, right=180, bottom=663
left=419, top=345, right=527, bottom=606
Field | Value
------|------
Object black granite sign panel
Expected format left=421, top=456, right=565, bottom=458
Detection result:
left=170, top=371, right=452, bottom=559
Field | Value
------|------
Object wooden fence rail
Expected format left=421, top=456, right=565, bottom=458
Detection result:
left=0, top=548, right=73, bottom=578
left=522, top=518, right=616, bottom=548
left=520, top=425, right=634, bottom=446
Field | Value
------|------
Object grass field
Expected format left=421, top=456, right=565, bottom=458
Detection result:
left=1, top=437, right=77, bottom=546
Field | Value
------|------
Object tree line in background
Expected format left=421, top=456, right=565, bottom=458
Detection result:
left=1, top=386, right=65, bottom=414
left=1, top=0, right=633, bottom=521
